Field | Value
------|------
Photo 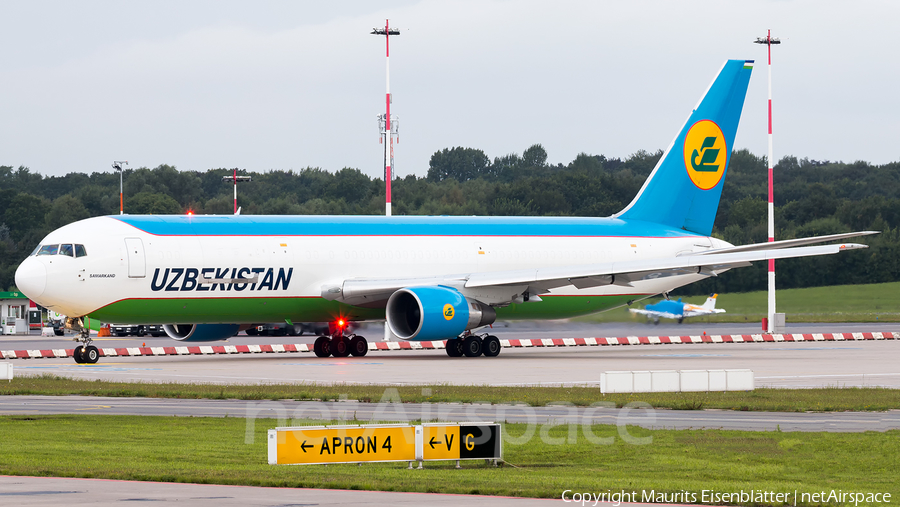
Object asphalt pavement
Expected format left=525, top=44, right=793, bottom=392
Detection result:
left=3, top=395, right=898, bottom=432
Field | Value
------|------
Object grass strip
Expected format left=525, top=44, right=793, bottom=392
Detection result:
left=2, top=374, right=898, bottom=412
left=0, top=414, right=897, bottom=504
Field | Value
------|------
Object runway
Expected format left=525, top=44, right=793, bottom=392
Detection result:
left=4, top=322, right=898, bottom=505
left=7, top=336, right=900, bottom=388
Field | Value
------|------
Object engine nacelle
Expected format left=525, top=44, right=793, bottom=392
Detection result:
left=163, top=324, right=240, bottom=342
left=386, top=286, right=496, bottom=341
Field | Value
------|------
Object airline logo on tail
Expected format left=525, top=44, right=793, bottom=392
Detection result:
left=683, top=120, right=727, bottom=190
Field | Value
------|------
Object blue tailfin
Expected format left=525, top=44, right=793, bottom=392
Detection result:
left=615, top=59, right=753, bottom=236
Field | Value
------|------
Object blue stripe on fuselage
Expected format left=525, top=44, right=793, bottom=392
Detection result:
left=112, top=215, right=701, bottom=238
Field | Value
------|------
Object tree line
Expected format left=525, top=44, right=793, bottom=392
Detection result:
left=2, top=144, right=899, bottom=296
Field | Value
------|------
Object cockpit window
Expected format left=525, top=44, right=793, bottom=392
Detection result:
left=34, top=243, right=87, bottom=257
left=37, top=244, right=59, bottom=256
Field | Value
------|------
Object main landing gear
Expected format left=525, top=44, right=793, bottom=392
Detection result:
left=313, top=333, right=369, bottom=358
left=445, top=333, right=501, bottom=358
left=67, top=317, right=100, bottom=364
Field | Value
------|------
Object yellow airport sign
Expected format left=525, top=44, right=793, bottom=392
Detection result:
left=422, top=425, right=459, bottom=460
left=422, top=423, right=501, bottom=461
left=269, top=424, right=416, bottom=465
left=269, top=422, right=501, bottom=466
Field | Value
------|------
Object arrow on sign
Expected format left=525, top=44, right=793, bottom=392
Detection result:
left=429, top=436, right=439, bottom=449
left=300, top=440, right=313, bottom=453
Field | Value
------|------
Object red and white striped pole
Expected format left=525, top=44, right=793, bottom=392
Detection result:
left=372, top=20, right=400, bottom=217
left=756, top=30, right=781, bottom=333
left=221, top=171, right=250, bottom=215
left=112, top=161, right=128, bottom=215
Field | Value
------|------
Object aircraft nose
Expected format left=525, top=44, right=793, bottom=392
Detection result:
left=15, top=257, right=47, bottom=300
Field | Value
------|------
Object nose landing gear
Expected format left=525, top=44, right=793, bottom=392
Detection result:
left=67, top=317, right=100, bottom=364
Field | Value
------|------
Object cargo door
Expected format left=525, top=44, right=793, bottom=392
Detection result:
left=125, top=238, right=146, bottom=278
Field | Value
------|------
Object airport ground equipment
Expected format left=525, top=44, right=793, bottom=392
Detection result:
left=109, top=324, right=164, bottom=337
left=246, top=322, right=331, bottom=337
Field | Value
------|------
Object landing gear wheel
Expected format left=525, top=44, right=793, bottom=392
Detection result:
left=313, top=336, right=331, bottom=358
left=463, top=335, right=483, bottom=357
left=445, top=338, right=463, bottom=357
left=349, top=336, right=368, bottom=357
left=73, top=345, right=86, bottom=364
left=70, top=318, right=98, bottom=364
left=482, top=335, right=501, bottom=357
left=331, top=336, right=350, bottom=357
left=83, top=345, right=100, bottom=364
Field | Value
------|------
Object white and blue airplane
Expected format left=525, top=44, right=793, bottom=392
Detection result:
left=15, top=59, right=874, bottom=363
left=630, top=294, right=725, bottom=324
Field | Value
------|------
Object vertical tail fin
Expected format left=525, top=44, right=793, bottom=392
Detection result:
left=701, top=294, right=719, bottom=310
left=615, top=60, right=753, bottom=236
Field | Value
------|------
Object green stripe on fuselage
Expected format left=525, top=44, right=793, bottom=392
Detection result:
left=89, top=297, right=383, bottom=325
left=88, top=294, right=641, bottom=328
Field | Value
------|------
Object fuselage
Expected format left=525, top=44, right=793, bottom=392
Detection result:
left=16, top=214, right=732, bottom=327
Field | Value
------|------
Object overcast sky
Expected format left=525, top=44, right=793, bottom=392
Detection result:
left=1, top=0, right=897, bottom=180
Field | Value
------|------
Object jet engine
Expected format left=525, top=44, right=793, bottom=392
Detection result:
left=386, top=286, right=495, bottom=341
left=163, top=324, right=240, bottom=342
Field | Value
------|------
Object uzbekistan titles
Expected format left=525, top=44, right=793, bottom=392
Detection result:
left=150, top=267, right=293, bottom=292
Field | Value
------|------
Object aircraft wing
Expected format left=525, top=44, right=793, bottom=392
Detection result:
left=464, top=242, right=867, bottom=292
left=683, top=308, right=726, bottom=317
left=323, top=242, right=867, bottom=307
left=684, top=231, right=878, bottom=256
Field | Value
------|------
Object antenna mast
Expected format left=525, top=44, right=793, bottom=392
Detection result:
left=372, top=20, right=400, bottom=216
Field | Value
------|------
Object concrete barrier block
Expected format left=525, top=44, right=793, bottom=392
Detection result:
left=632, top=371, right=652, bottom=392
left=679, top=370, right=709, bottom=392
left=726, top=369, right=755, bottom=391
left=601, top=371, right=633, bottom=394
left=708, top=370, right=727, bottom=391
left=650, top=370, right=680, bottom=392
left=1, top=362, right=12, bottom=381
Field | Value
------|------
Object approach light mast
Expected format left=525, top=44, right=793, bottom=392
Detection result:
left=754, top=30, right=782, bottom=333
left=372, top=20, right=400, bottom=217
left=112, top=161, right=128, bottom=215
left=223, top=170, right=251, bottom=214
